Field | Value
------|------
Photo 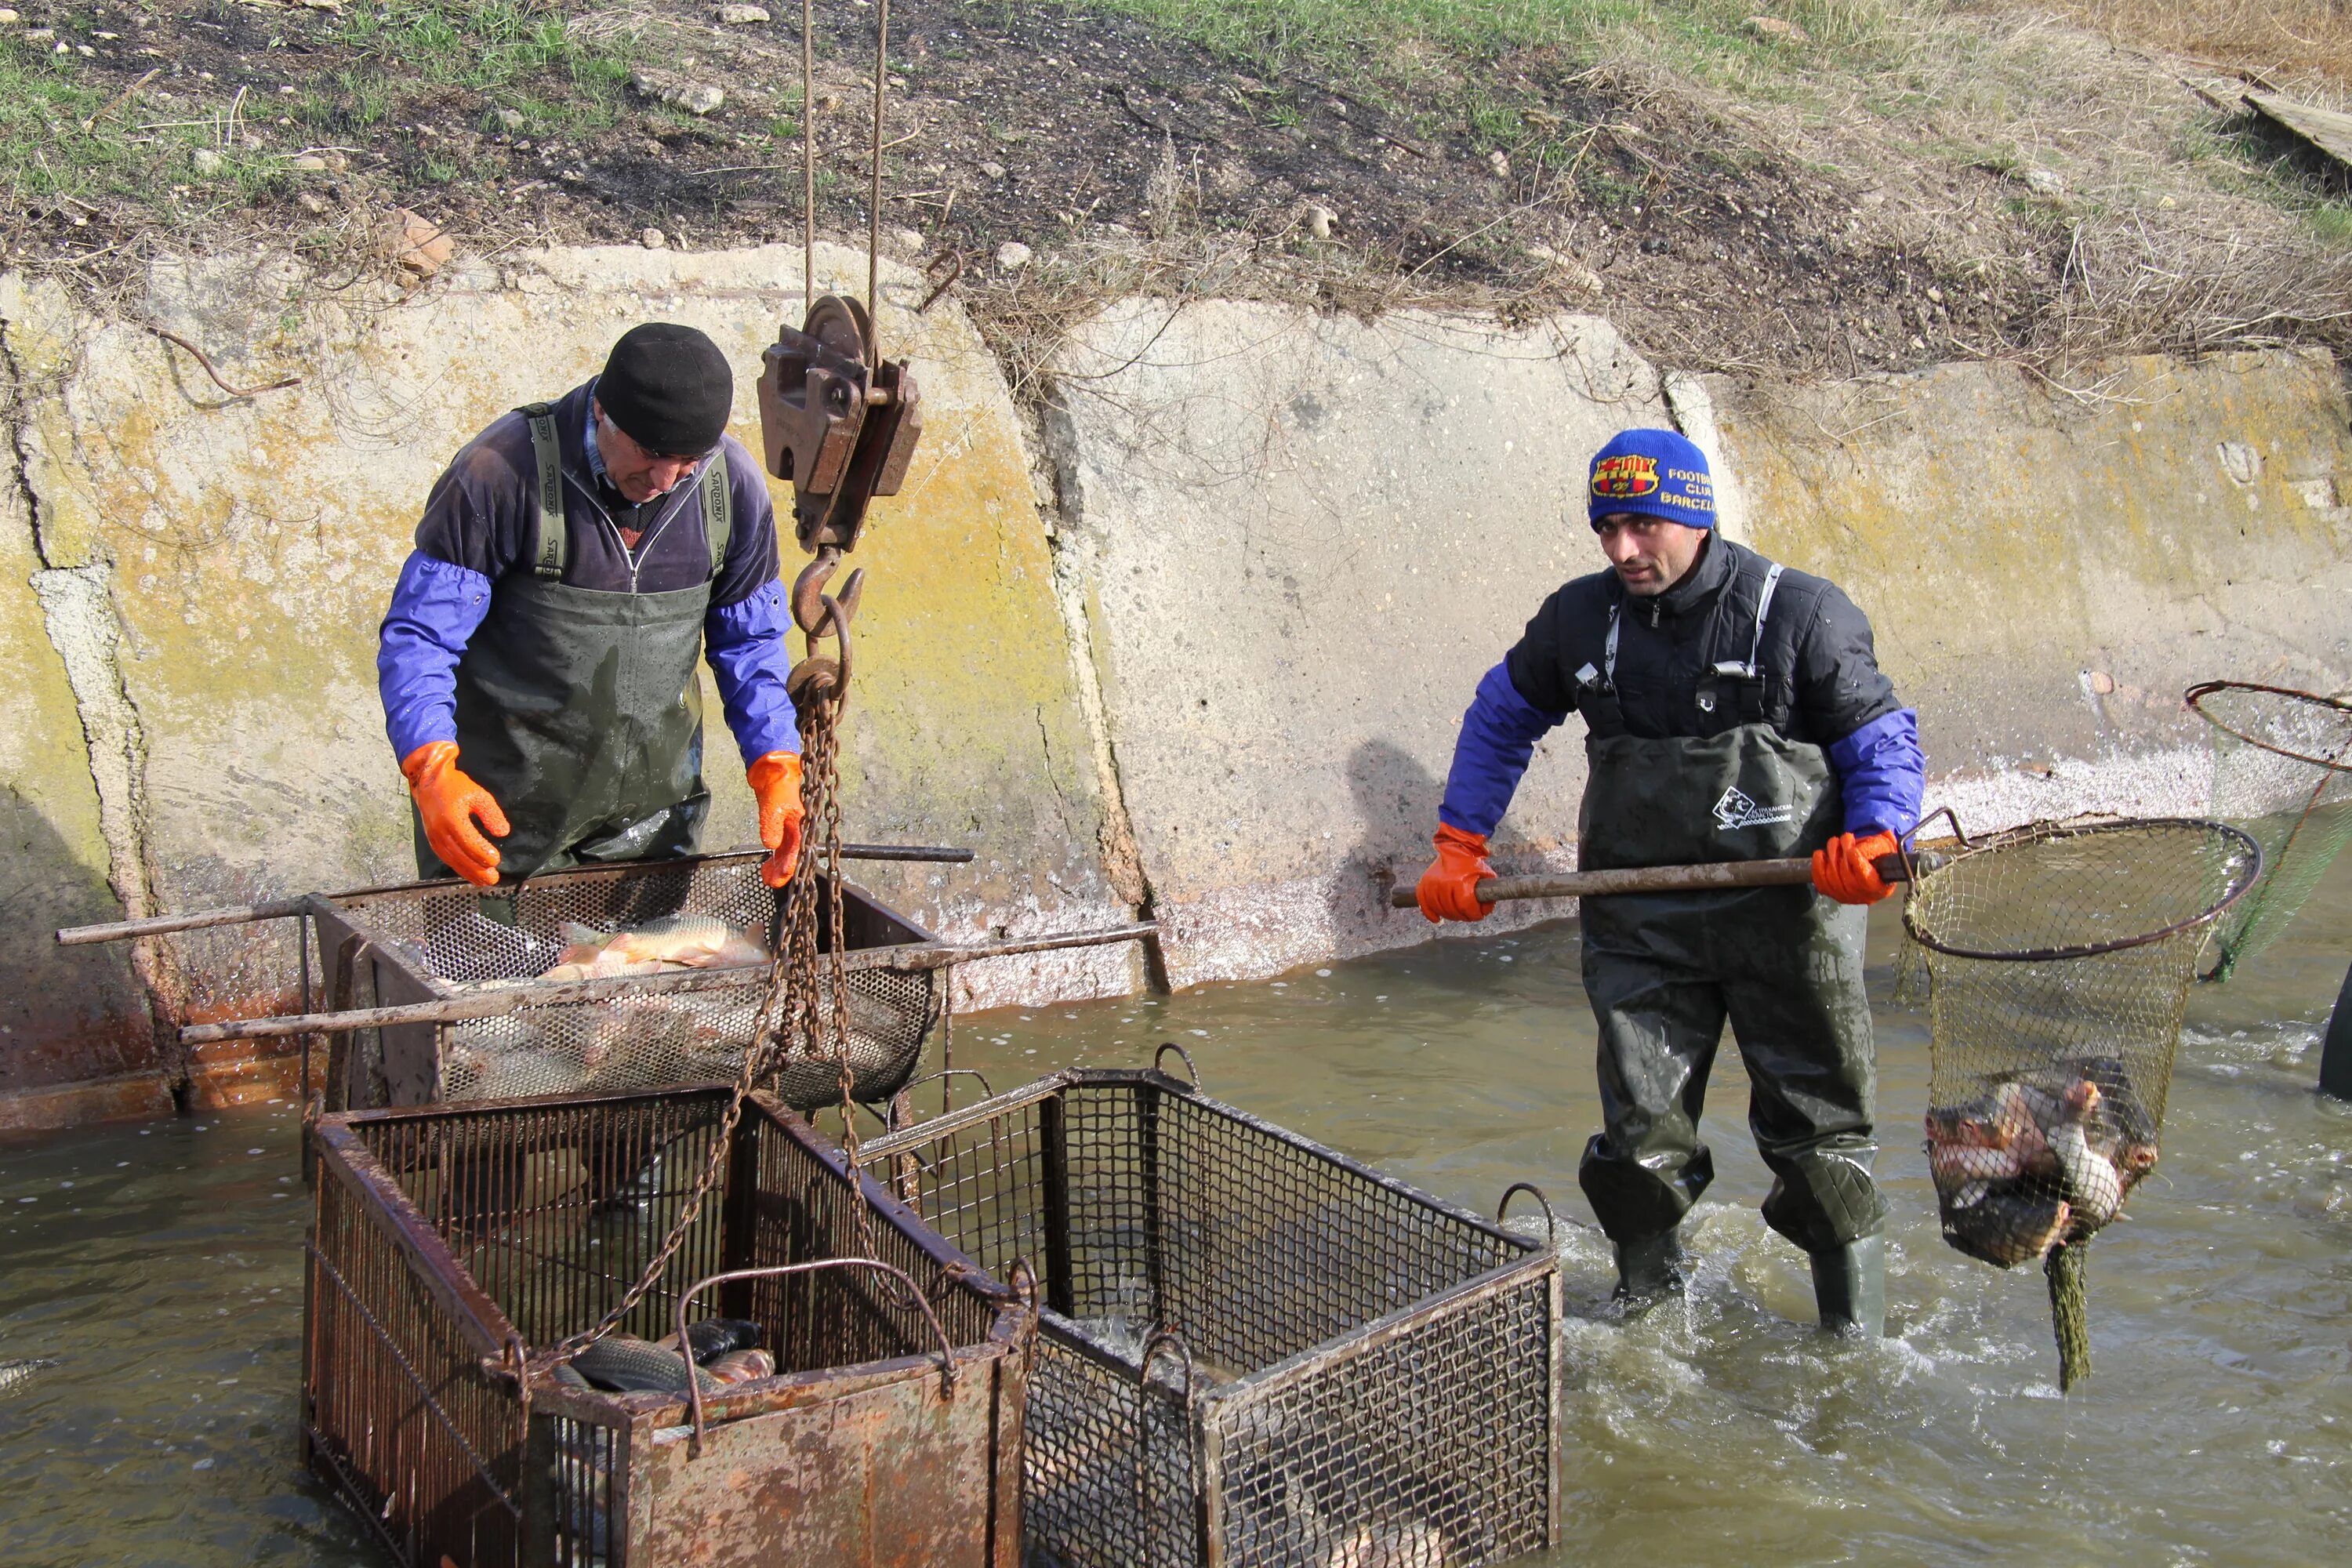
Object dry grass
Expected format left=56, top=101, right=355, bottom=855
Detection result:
left=2059, top=1, right=2352, bottom=88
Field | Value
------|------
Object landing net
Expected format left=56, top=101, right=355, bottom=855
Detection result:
left=2188, top=681, right=2352, bottom=982
left=1904, top=818, right=2259, bottom=1389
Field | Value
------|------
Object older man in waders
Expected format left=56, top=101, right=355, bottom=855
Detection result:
left=378, top=322, right=806, bottom=898
left=1416, top=429, right=1925, bottom=1335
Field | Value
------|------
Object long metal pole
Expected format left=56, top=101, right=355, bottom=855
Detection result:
left=1385, top=851, right=1927, bottom=909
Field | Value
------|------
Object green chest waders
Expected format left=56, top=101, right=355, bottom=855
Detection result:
left=1570, top=561, right=1889, bottom=1261
left=414, top=405, right=732, bottom=894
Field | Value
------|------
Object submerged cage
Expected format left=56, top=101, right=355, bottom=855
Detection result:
left=309, top=849, right=942, bottom=1112
left=2188, top=681, right=2352, bottom=980
left=859, top=1062, right=1564, bottom=1568
left=304, top=1087, right=1029, bottom=1567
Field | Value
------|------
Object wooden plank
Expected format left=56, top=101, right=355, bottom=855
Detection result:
left=2247, top=91, right=2352, bottom=169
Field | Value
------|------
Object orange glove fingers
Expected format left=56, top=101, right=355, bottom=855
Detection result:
left=1814, top=829, right=1900, bottom=906
left=1415, top=824, right=1497, bottom=924
left=760, top=812, right=804, bottom=889
left=747, top=751, right=807, bottom=890
left=401, top=742, right=508, bottom=888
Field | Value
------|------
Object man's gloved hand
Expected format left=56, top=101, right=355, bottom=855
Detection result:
left=1813, top=829, right=1901, bottom=905
left=748, top=750, right=806, bottom=890
left=401, top=742, right=509, bottom=889
left=1415, top=823, right=1497, bottom=924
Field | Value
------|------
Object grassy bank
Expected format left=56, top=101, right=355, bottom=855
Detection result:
left=1, top=2, right=2347, bottom=376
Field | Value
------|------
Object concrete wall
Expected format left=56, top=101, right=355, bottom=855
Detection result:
left=0, top=245, right=1131, bottom=1125
left=1043, top=300, right=1670, bottom=983
left=1708, top=351, right=2352, bottom=829
left=5, top=254, right=2347, bottom=1127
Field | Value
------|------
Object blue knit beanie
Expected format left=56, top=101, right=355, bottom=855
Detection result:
left=1586, top=428, right=1715, bottom=529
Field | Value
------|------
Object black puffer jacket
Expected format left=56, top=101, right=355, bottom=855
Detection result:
left=1504, top=535, right=1899, bottom=744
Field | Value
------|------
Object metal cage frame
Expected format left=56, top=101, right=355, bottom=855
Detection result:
left=307, top=849, right=942, bottom=1111
left=860, top=1065, right=1566, bottom=1568
left=303, top=1087, right=1030, bottom=1567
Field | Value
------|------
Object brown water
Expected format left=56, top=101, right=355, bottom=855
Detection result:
left=4, top=866, right=2349, bottom=1565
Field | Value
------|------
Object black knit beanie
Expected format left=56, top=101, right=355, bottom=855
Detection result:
left=596, top=323, right=733, bottom=456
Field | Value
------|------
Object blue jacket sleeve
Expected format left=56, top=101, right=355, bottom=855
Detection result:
left=706, top=579, right=802, bottom=768
left=378, top=552, right=493, bottom=760
left=1439, top=662, right=1567, bottom=838
left=1828, top=707, right=1925, bottom=837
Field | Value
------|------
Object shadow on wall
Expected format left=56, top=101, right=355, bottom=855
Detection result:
left=0, top=784, right=151, bottom=1093
left=1331, top=738, right=1441, bottom=952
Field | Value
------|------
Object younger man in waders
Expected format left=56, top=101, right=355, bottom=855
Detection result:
left=1415, top=430, right=1925, bottom=1334
left=377, top=323, right=806, bottom=896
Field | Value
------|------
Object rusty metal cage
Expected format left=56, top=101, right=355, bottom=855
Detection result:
left=309, top=850, right=942, bottom=1112
left=859, top=1065, right=1564, bottom=1568
left=304, top=1088, right=1030, bottom=1568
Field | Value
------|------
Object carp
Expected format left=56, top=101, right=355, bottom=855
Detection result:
left=541, top=914, right=767, bottom=981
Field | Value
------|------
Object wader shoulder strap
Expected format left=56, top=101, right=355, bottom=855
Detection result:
left=517, top=401, right=566, bottom=581
left=700, top=448, right=731, bottom=580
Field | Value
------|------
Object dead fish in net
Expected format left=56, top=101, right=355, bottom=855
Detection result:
left=0, top=1356, right=60, bottom=1397
left=2058, top=1054, right=2161, bottom=1189
left=2049, top=1082, right=2125, bottom=1236
left=1925, top=1079, right=2050, bottom=1185
left=569, top=1336, right=721, bottom=1396
left=1941, top=1187, right=2073, bottom=1269
left=706, top=1348, right=777, bottom=1385
left=542, top=914, right=768, bottom=981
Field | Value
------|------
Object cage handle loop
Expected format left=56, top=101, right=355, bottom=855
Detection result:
left=1138, top=1327, right=1196, bottom=1407
left=1152, top=1041, right=1201, bottom=1087
left=1006, top=1256, right=1044, bottom=1358
left=1495, top=1181, right=1562, bottom=1246
left=673, top=1260, right=957, bottom=1455
left=1896, top=804, right=1972, bottom=887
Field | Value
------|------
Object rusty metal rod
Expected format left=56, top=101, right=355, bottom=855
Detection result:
left=176, top=922, right=1160, bottom=1043
left=883, top=922, right=1161, bottom=971
left=1384, top=852, right=1930, bottom=909
left=55, top=843, right=975, bottom=946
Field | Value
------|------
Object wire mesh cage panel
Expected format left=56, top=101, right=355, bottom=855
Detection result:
left=305, top=1088, right=1029, bottom=1568
left=309, top=851, right=942, bottom=1112
left=2189, top=681, right=2352, bottom=980
left=1904, top=820, right=2259, bottom=1271
left=861, top=1069, right=1564, bottom=1568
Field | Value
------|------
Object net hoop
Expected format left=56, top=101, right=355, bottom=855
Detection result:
left=2187, top=681, right=2352, bottom=775
left=1902, top=816, right=2262, bottom=963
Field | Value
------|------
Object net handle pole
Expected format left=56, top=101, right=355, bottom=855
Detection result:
left=1385, top=851, right=1934, bottom=909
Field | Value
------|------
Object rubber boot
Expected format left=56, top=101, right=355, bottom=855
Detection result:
left=1611, top=1229, right=1687, bottom=1318
left=1809, top=1232, right=1886, bottom=1338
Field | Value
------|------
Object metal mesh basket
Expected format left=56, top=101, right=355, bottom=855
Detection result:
left=305, top=1088, right=1029, bottom=1568
left=310, top=851, right=942, bottom=1112
left=2188, top=681, right=2352, bottom=981
left=1904, top=818, right=2259, bottom=1385
left=861, top=1065, right=1563, bottom=1568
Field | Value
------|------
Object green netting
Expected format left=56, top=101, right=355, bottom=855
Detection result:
left=2190, top=681, right=2352, bottom=982
left=1903, top=818, right=2259, bottom=1390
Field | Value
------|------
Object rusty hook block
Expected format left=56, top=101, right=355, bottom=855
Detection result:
left=757, top=294, right=924, bottom=555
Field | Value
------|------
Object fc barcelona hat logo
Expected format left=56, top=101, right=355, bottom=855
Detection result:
left=1592, top=452, right=1661, bottom=499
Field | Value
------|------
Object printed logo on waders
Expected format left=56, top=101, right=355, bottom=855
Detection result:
left=1712, top=786, right=1795, bottom=832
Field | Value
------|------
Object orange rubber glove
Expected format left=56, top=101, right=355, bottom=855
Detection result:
left=1415, top=823, right=1497, bottom=924
left=1813, top=829, right=1901, bottom=906
left=748, top=750, right=806, bottom=890
left=401, top=742, right=508, bottom=889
